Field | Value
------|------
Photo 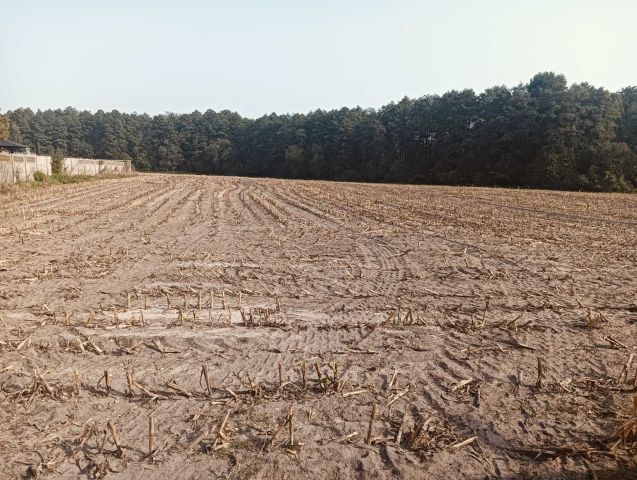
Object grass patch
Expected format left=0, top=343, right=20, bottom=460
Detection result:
left=46, top=173, right=94, bottom=185
left=0, top=173, right=135, bottom=195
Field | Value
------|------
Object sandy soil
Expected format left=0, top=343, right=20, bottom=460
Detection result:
left=1, top=174, right=636, bottom=480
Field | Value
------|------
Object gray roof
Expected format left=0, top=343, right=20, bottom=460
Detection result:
left=0, top=139, right=27, bottom=148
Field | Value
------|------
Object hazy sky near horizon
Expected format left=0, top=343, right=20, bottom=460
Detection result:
left=1, top=0, right=635, bottom=118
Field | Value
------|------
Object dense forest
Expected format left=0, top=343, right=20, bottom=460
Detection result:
left=1, top=72, right=636, bottom=191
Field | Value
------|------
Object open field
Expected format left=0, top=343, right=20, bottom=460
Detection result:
left=1, top=174, right=636, bottom=479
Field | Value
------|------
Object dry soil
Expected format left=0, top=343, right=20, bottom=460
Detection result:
left=1, top=174, right=636, bottom=479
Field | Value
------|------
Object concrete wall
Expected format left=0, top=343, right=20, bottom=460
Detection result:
left=0, top=154, right=132, bottom=184
left=0, top=154, right=52, bottom=184
left=63, top=158, right=132, bottom=176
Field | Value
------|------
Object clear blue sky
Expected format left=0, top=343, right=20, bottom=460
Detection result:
left=1, top=0, right=635, bottom=118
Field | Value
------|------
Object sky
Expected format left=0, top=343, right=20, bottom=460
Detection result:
left=1, top=0, right=635, bottom=118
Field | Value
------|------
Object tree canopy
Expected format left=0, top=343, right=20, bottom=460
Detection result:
left=2, top=72, right=636, bottom=191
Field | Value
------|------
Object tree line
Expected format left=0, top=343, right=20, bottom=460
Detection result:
left=2, top=72, right=636, bottom=191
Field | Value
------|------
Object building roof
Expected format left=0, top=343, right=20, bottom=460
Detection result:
left=0, top=139, right=28, bottom=149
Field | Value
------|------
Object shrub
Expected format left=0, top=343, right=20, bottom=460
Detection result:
left=33, top=171, right=47, bottom=182
left=51, top=149, right=64, bottom=175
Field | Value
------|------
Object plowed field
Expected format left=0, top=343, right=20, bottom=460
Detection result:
left=1, top=174, right=636, bottom=479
